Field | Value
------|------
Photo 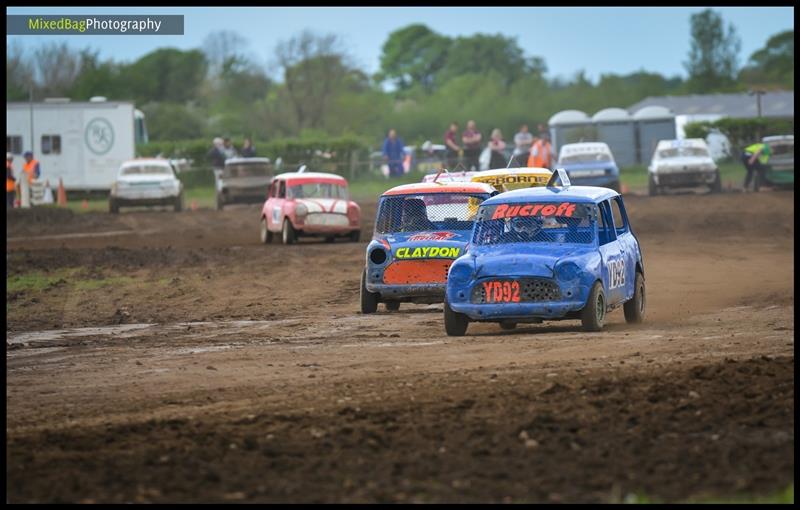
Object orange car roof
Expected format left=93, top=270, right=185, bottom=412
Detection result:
left=381, top=182, right=495, bottom=196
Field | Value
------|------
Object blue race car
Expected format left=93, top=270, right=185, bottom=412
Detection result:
left=556, top=142, right=621, bottom=192
left=444, top=170, right=645, bottom=335
left=361, top=181, right=496, bottom=313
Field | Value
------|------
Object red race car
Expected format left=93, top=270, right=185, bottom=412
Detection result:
left=260, top=169, right=361, bottom=245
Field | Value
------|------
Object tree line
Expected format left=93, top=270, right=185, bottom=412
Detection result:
left=6, top=9, right=793, bottom=147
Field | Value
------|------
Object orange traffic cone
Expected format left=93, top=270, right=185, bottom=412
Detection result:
left=81, top=199, right=89, bottom=210
left=621, top=183, right=629, bottom=194
left=191, top=199, right=197, bottom=211
left=57, top=178, right=67, bottom=207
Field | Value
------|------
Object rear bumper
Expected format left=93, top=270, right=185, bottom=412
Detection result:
left=112, top=196, right=178, bottom=206
left=763, top=168, right=794, bottom=185
left=652, top=171, right=717, bottom=188
left=567, top=175, right=619, bottom=187
left=221, top=188, right=267, bottom=203
left=365, top=282, right=445, bottom=301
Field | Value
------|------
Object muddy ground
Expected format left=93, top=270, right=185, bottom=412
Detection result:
left=5, top=190, right=795, bottom=503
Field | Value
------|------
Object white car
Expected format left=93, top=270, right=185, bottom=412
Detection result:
left=109, top=158, right=184, bottom=214
left=648, top=139, right=721, bottom=196
left=557, top=142, right=621, bottom=191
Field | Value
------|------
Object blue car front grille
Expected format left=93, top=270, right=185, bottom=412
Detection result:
left=471, top=278, right=561, bottom=304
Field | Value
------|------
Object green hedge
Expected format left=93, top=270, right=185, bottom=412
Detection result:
left=684, top=117, right=794, bottom=154
left=176, top=168, right=215, bottom=189
left=137, top=135, right=373, bottom=179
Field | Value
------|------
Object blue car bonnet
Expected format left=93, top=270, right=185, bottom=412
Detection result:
left=470, top=244, right=593, bottom=279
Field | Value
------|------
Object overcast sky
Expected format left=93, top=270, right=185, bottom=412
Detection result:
left=7, top=6, right=795, bottom=85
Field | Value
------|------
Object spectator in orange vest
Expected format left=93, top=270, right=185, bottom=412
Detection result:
left=528, top=131, right=553, bottom=169
left=6, top=153, right=16, bottom=208
left=22, top=151, right=41, bottom=183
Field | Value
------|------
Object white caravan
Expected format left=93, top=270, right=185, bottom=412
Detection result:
left=6, top=98, right=147, bottom=191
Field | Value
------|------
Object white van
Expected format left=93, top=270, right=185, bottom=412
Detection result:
left=6, top=98, right=147, bottom=191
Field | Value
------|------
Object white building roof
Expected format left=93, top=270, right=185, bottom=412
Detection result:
left=629, top=91, right=794, bottom=119
left=632, top=105, right=674, bottom=120
left=548, top=110, right=591, bottom=126
left=592, top=108, right=631, bottom=122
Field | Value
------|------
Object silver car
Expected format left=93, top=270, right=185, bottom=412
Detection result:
left=109, top=158, right=184, bottom=214
left=216, top=157, right=274, bottom=210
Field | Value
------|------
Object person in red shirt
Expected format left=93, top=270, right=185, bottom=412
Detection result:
left=444, top=122, right=461, bottom=170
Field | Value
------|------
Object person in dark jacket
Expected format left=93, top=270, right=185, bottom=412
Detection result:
left=382, top=129, right=406, bottom=178
left=241, top=138, right=256, bottom=157
left=208, top=137, right=226, bottom=171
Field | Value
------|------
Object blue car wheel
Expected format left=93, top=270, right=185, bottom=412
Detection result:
left=444, top=297, right=469, bottom=337
left=581, top=281, right=606, bottom=332
left=624, top=272, right=645, bottom=324
left=361, top=268, right=379, bottom=314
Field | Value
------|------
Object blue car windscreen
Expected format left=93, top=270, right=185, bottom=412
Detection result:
left=473, top=202, right=596, bottom=245
left=376, top=194, right=489, bottom=234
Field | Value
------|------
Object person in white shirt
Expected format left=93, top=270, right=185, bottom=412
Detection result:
left=513, top=124, right=534, bottom=167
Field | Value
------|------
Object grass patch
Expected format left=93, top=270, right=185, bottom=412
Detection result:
left=7, top=269, right=134, bottom=294
left=622, top=484, right=793, bottom=504
left=349, top=171, right=428, bottom=201
left=6, top=269, right=78, bottom=293
left=184, top=186, right=217, bottom=209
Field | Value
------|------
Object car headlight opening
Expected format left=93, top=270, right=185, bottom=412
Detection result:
left=295, top=203, right=308, bottom=217
left=556, top=261, right=581, bottom=281
left=369, top=248, right=388, bottom=265
left=448, top=262, right=473, bottom=284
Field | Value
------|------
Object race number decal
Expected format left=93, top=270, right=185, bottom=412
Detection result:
left=482, top=281, right=521, bottom=303
left=272, top=206, right=281, bottom=223
left=608, top=259, right=625, bottom=289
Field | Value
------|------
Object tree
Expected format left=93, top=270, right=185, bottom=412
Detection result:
left=33, top=42, right=83, bottom=97
left=6, top=41, right=34, bottom=100
left=377, top=24, right=450, bottom=92
left=274, top=31, right=361, bottom=130
left=69, top=49, right=122, bottom=100
left=739, top=30, right=794, bottom=90
left=438, top=34, right=539, bottom=89
left=141, top=102, right=207, bottom=140
left=120, top=48, right=208, bottom=104
left=218, top=60, right=272, bottom=105
left=203, top=30, right=250, bottom=78
left=684, top=9, right=741, bottom=93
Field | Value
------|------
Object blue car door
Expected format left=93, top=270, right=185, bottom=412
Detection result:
left=597, top=200, right=626, bottom=305
left=609, top=196, right=639, bottom=302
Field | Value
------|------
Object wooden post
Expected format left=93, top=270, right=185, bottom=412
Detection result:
left=20, top=177, right=31, bottom=208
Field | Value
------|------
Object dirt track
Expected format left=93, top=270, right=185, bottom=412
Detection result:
left=5, top=190, right=795, bottom=503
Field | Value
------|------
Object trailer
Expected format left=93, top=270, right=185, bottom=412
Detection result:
left=6, top=98, right=147, bottom=192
